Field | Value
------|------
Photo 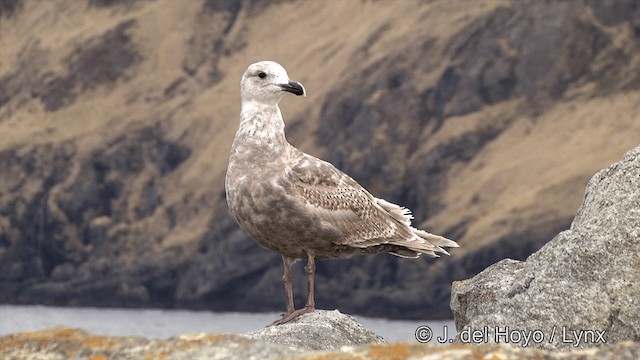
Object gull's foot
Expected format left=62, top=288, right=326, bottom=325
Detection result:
left=268, top=306, right=315, bottom=326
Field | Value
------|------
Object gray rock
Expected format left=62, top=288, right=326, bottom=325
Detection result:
left=451, top=145, right=640, bottom=350
left=247, top=309, right=385, bottom=351
left=0, top=328, right=300, bottom=360
left=2, top=321, right=640, bottom=359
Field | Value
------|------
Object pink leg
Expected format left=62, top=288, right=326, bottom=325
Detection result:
left=304, top=251, right=316, bottom=310
left=270, top=251, right=316, bottom=326
left=282, top=256, right=295, bottom=315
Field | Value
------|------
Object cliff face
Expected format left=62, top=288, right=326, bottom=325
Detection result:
left=1, top=0, right=639, bottom=318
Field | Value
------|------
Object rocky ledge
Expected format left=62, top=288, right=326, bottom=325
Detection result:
left=1, top=311, right=639, bottom=360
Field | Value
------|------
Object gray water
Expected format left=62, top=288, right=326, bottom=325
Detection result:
left=0, top=305, right=455, bottom=343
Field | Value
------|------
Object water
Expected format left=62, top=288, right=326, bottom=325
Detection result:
left=0, top=305, right=455, bottom=343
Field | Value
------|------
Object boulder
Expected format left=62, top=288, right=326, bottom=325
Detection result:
left=247, top=309, right=384, bottom=351
left=451, top=145, right=640, bottom=349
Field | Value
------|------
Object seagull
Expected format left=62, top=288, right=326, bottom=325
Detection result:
left=225, top=61, right=459, bottom=325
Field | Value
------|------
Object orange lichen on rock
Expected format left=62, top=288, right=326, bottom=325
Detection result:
left=298, top=353, right=360, bottom=360
left=367, top=343, right=417, bottom=360
left=83, top=335, right=117, bottom=349
left=143, top=351, right=168, bottom=360
left=0, top=327, right=86, bottom=349
left=0, top=327, right=152, bottom=359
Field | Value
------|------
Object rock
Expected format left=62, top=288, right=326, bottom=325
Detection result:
left=451, top=145, right=640, bottom=350
left=0, top=328, right=299, bottom=360
left=247, top=310, right=385, bottom=351
left=1, top=326, right=639, bottom=359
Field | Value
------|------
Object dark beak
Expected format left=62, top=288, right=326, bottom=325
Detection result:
left=279, top=81, right=306, bottom=96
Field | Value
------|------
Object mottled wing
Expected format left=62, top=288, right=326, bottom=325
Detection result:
left=284, top=154, right=410, bottom=247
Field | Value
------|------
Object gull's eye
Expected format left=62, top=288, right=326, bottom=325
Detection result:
left=258, top=72, right=267, bottom=79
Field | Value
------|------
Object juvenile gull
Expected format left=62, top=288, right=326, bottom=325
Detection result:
left=225, top=61, right=459, bottom=325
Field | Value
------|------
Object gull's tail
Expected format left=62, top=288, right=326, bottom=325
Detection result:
left=375, top=198, right=460, bottom=258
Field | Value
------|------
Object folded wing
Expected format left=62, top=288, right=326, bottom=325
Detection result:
left=284, top=154, right=459, bottom=258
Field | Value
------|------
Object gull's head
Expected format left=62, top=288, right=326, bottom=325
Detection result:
left=241, top=61, right=306, bottom=104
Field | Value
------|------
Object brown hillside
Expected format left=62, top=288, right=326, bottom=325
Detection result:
left=1, top=0, right=638, bottom=318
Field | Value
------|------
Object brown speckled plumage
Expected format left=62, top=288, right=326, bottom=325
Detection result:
left=225, top=61, right=459, bottom=325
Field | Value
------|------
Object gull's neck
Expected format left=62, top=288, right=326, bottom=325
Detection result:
left=230, top=100, right=291, bottom=164
left=238, top=100, right=286, bottom=141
